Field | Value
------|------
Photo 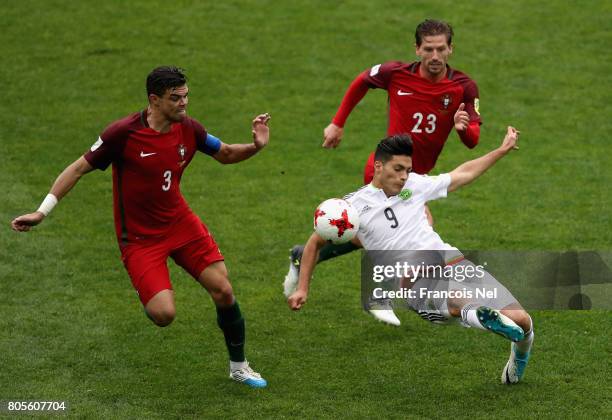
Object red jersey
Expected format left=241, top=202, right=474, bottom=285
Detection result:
left=84, top=110, right=220, bottom=244
left=335, top=61, right=481, bottom=174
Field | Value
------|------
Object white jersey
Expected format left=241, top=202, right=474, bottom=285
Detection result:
left=344, top=173, right=458, bottom=253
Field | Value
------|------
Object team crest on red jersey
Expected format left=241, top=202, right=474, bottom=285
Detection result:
left=178, top=144, right=186, bottom=166
left=441, top=94, right=452, bottom=110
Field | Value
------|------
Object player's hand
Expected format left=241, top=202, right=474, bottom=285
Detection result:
left=11, top=211, right=45, bottom=232
left=323, top=123, right=344, bottom=148
left=252, top=113, right=271, bottom=150
left=500, top=126, right=520, bottom=153
left=454, top=103, right=470, bottom=131
left=288, top=290, right=308, bottom=311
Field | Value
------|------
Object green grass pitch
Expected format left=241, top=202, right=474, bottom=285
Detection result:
left=1, top=0, right=611, bottom=418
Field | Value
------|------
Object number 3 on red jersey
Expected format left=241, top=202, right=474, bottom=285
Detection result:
left=162, top=170, right=172, bottom=191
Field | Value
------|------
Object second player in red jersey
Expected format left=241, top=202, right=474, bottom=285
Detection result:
left=324, top=19, right=482, bottom=181
left=345, top=60, right=481, bottom=179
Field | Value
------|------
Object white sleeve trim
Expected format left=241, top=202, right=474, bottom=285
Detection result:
left=438, top=173, right=452, bottom=198
left=370, top=64, right=382, bottom=77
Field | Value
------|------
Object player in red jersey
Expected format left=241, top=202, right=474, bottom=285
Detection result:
left=323, top=19, right=480, bottom=177
left=285, top=20, right=481, bottom=327
left=11, top=66, right=269, bottom=388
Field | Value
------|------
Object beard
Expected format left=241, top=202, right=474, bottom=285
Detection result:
left=427, top=61, right=444, bottom=74
left=167, top=109, right=186, bottom=122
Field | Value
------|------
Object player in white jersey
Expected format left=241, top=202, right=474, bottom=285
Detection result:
left=287, top=129, right=534, bottom=384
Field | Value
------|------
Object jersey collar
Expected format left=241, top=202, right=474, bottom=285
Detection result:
left=140, top=109, right=149, bottom=128
left=366, top=183, right=399, bottom=200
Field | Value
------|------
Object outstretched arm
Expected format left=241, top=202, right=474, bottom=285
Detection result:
left=323, top=73, right=370, bottom=149
left=213, top=113, right=270, bottom=164
left=11, top=156, right=94, bottom=232
left=288, top=234, right=363, bottom=310
left=448, top=126, right=520, bottom=193
left=287, top=233, right=328, bottom=311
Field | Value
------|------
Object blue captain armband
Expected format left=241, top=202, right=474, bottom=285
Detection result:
left=202, top=133, right=222, bottom=155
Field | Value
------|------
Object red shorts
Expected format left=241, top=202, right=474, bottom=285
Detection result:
left=120, top=212, right=224, bottom=306
left=363, top=152, right=376, bottom=184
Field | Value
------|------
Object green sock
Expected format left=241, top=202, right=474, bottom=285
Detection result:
left=317, top=241, right=359, bottom=263
left=216, top=301, right=245, bottom=362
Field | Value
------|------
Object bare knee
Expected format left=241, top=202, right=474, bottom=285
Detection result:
left=502, top=308, right=532, bottom=333
left=515, top=311, right=533, bottom=333
left=446, top=299, right=462, bottom=317
left=198, top=262, right=235, bottom=306
left=209, top=283, right=234, bottom=306
left=147, top=307, right=176, bottom=327
left=447, top=297, right=471, bottom=318
left=145, top=290, right=176, bottom=327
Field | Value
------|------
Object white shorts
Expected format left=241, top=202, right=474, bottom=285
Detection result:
left=407, top=258, right=519, bottom=324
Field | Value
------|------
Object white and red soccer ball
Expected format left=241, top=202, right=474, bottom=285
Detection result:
left=313, top=198, right=360, bottom=244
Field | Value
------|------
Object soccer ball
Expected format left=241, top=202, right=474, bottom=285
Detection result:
left=313, top=198, right=360, bottom=244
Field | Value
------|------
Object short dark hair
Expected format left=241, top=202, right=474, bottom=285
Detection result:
left=374, top=134, right=413, bottom=163
left=146, top=66, right=187, bottom=97
left=415, top=19, right=454, bottom=46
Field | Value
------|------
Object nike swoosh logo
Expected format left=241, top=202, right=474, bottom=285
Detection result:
left=397, top=90, right=413, bottom=96
left=140, top=152, right=157, bottom=158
